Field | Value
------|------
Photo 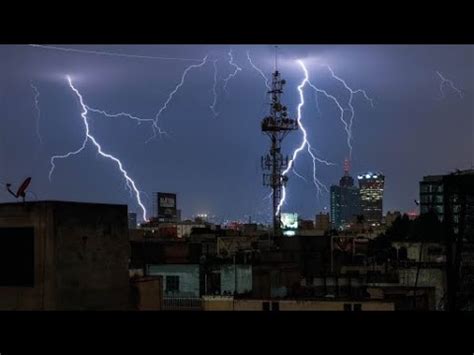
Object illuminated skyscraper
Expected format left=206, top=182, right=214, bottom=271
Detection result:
left=330, top=160, right=361, bottom=229
left=357, top=172, right=385, bottom=224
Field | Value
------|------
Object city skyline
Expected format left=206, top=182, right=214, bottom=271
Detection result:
left=0, top=45, right=472, bottom=222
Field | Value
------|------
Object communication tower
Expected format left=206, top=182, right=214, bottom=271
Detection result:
left=261, top=49, right=298, bottom=236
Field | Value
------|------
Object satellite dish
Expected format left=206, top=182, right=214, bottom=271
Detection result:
left=6, top=177, right=32, bottom=202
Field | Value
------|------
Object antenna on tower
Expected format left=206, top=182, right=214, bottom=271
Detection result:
left=261, top=55, right=298, bottom=238
left=274, top=45, right=278, bottom=72
left=344, top=158, right=351, bottom=176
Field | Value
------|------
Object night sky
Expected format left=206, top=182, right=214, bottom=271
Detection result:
left=0, top=45, right=472, bottom=223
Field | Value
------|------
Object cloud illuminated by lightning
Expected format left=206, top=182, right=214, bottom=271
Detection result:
left=223, top=49, right=242, bottom=93
left=436, top=70, right=464, bottom=98
left=49, top=76, right=149, bottom=222
left=276, top=60, right=332, bottom=216
left=30, top=81, right=42, bottom=144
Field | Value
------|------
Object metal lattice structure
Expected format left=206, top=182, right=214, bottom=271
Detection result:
left=261, top=68, right=298, bottom=237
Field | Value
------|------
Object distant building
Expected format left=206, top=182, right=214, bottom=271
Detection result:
left=299, top=219, right=315, bottom=230
left=385, top=211, right=401, bottom=227
left=153, top=192, right=178, bottom=223
left=176, top=221, right=206, bottom=239
left=128, top=212, right=137, bottom=229
left=147, top=264, right=200, bottom=298
left=357, top=172, right=385, bottom=225
left=330, top=160, right=361, bottom=229
left=315, top=213, right=330, bottom=232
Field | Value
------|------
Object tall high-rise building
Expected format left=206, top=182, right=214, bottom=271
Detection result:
left=330, top=160, right=361, bottom=229
left=419, top=169, right=474, bottom=311
left=357, top=172, right=385, bottom=225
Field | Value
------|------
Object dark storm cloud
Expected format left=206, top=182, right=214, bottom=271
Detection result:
left=0, top=45, right=472, bottom=221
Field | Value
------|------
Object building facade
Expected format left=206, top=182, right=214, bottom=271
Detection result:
left=420, top=175, right=445, bottom=220
left=357, top=172, right=385, bottom=225
left=0, top=201, right=131, bottom=310
left=330, top=164, right=361, bottom=229
left=419, top=169, right=474, bottom=310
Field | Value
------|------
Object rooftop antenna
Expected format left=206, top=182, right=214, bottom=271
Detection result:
left=6, top=177, right=32, bottom=202
left=344, top=158, right=350, bottom=176
left=274, top=45, right=278, bottom=72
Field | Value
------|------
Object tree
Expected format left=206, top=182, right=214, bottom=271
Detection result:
left=409, top=209, right=443, bottom=242
left=385, top=214, right=412, bottom=241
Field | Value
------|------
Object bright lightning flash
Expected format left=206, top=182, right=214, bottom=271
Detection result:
left=223, top=49, right=242, bottom=93
left=276, top=60, right=333, bottom=216
left=49, top=76, right=149, bottom=222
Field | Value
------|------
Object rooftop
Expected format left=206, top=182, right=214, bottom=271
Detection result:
left=0, top=200, right=127, bottom=208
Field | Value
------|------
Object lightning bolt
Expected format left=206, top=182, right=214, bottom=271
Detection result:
left=306, top=79, right=349, bottom=155
left=246, top=51, right=271, bottom=91
left=29, top=44, right=202, bottom=62
left=324, top=65, right=374, bottom=159
left=436, top=70, right=464, bottom=98
left=30, top=81, right=42, bottom=144
left=276, top=60, right=333, bottom=216
left=292, top=168, right=308, bottom=183
left=223, top=49, right=242, bottom=93
left=85, top=106, right=168, bottom=139
left=209, top=59, right=219, bottom=117
left=149, top=55, right=209, bottom=142
left=49, top=76, right=149, bottom=222
left=70, top=57, right=211, bottom=143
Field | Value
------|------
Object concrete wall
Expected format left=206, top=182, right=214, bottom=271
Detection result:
left=130, top=276, right=163, bottom=310
left=202, top=296, right=234, bottom=310
left=0, top=203, right=53, bottom=310
left=147, top=264, right=200, bottom=297
left=398, top=267, right=446, bottom=309
left=53, top=202, right=130, bottom=310
left=392, top=242, right=446, bottom=262
left=177, top=223, right=205, bottom=239
left=0, top=201, right=131, bottom=310
left=203, top=299, right=395, bottom=311
left=220, top=265, right=252, bottom=294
